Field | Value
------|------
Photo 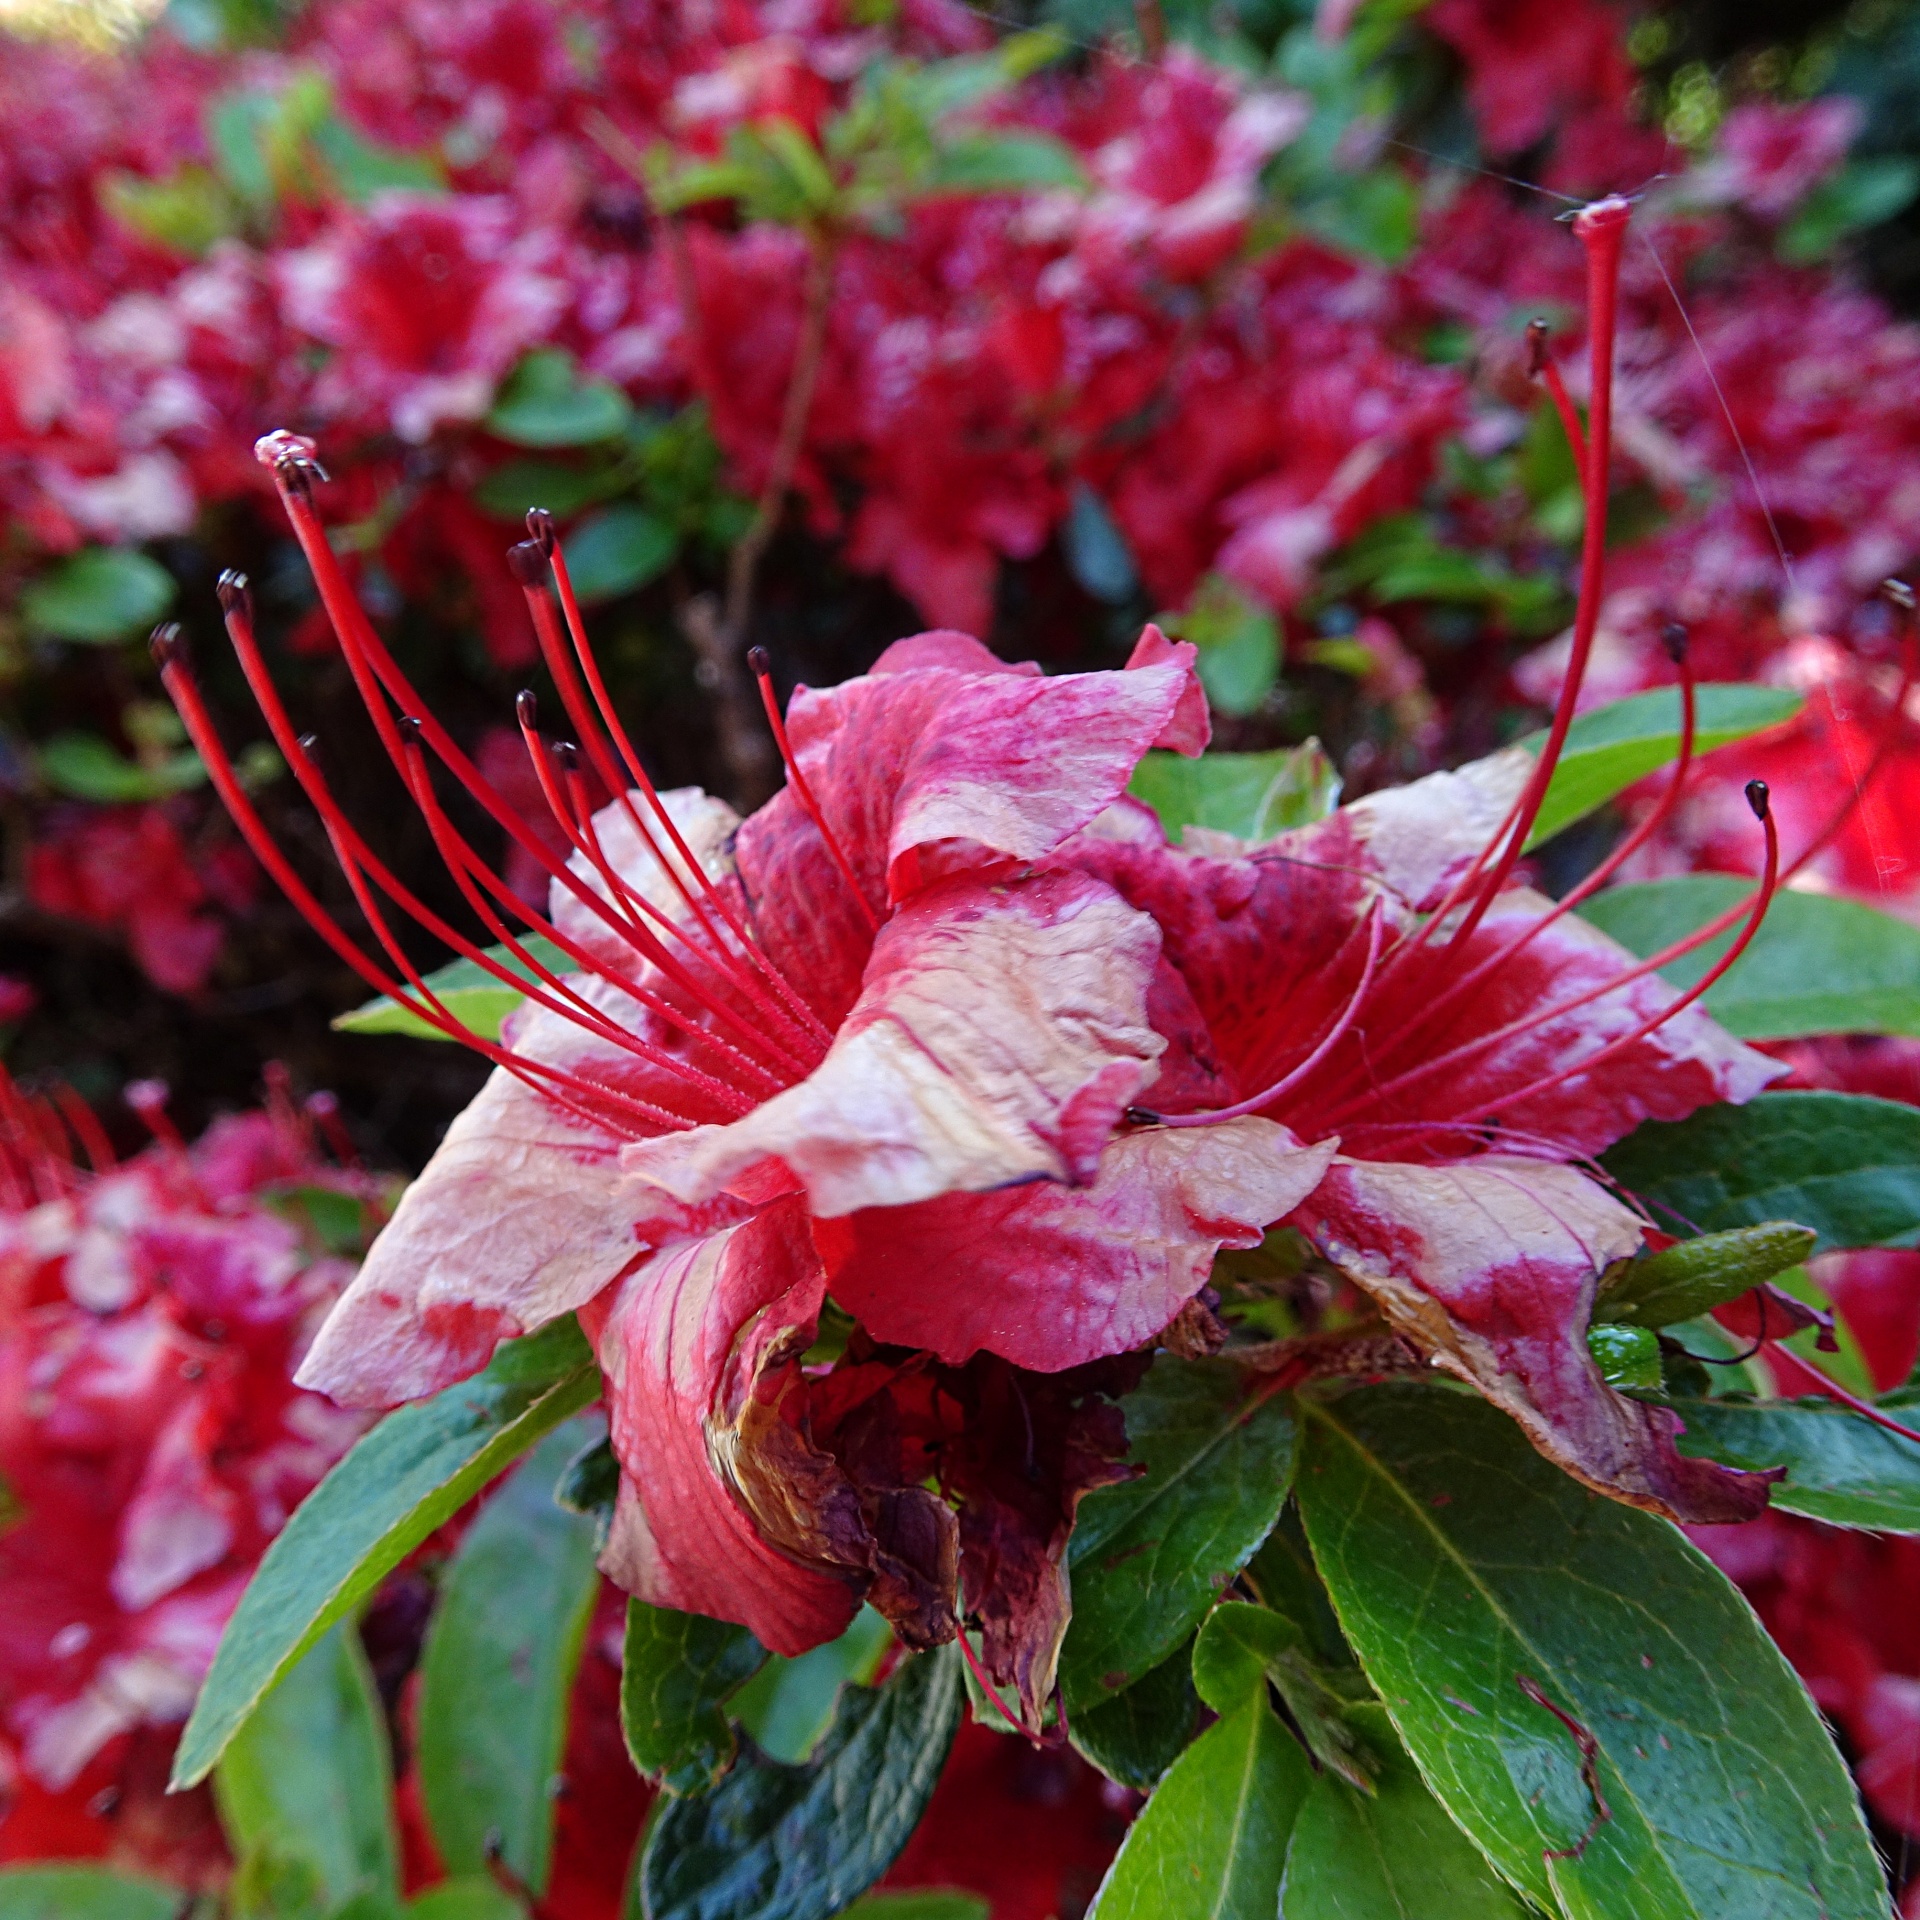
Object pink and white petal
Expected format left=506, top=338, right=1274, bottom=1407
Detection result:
left=819, top=1119, right=1338, bottom=1371
left=621, top=871, right=1166, bottom=1220
left=1125, top=624, right=1210, bottom=755
left=295, top=1066, right=735, bottom=1409
left=1298, top=1155, right=1779, bottom=1524
left=870, top=631, right=1041, bottom=677
left=583, top=1198, right=866, bottom=1656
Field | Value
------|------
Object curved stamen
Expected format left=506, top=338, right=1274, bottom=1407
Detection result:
left=1528, top=317, right=1589, bottom=484
left=51, top=1085, right=115, bottom=1175
left=1148, top=901, right=1385, bottom=1126
left=749, top=647, right=881, bottom=934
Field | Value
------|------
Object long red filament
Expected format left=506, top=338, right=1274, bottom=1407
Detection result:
left=748, top=647, right=880, bottom=934
left=1764, top=1340, right=1920, bottom=1448
left=1528, top=318, right=1589, bottom=483
left=1151, top=902, right=1385, bottom=1127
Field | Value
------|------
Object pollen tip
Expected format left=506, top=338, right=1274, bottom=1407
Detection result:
left=124, top=1078, right=169, bottom=1115
left=297, top=732, right=319, bottom=756
left=1525, top=317, right=1550, bottom=376
left=516, top=689, right=539, bottom=730
left=1884, top=577, right=1916, bottom=614
left=506, top=539, right=549, bottom=587
left=148, top=622, right=183, bottom=671
left=747, top=645, right=771, bottom=678
left=216, top=569, right=252, bottom=618
left=1572, top=194, right=1633, bottom=239
left=555, top=740, right=580, bottom=773
left=1660, top=622, right=1689, bottom=663
left=253, top=429, right=327, bottom=484
left=1745, top=779, right=1771, bottom=820
left=525, top=508, right=556, bottom=554
left=397, top=715, right=425, bottom=749
left=304, top=1089, right=339, bottom=1118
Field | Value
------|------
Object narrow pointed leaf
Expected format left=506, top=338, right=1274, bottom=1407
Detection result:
left=620, top=1601, right=767, bottom=1794
left=1581, top=876, right=1920, bottom=1039
left=1059, top=1356, right=1297, bottom=1711
left=1297, top=1385, right=1884, bottom=1919
left=417, top=1418, right=603, bottom=1894
left=0, top=1868, right=180, bottom=1920
left=213, top=1623, right=398, bottom=1912
left=1664, top=1392, right=1920, bottom=1529
left=1088, top=1694, right=1310, bottom=1920
left=1068, top=1642, right=1199, bottom=1790
left=1603, top=1091, right=1920, bottom=1251
left=1280, top=1705, right=1528, bottom=1919
left=172, top=1318, right=598, bottom=1788
left=334, top=935, right=572, bottom=1042
left=638, top=1645, right=962, bottom=1920
left=1525, top=684, right=1801, bottom=849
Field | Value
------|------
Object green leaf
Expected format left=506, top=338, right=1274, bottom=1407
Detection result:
left=1297, top=1384, right=1884, bottom=1918
left=472, top=458, right=620, bottom=521
left=561, top=502, right=678, bottom=603
left=229, top=1848, right=330, bottom=1920
left=487, top=350, right=635, bottom=449
left=1279, top=1704, right=1529, bottom=1919
left=1602, top=1090, right=1920, bottom=1252
left=1586, top=1322, right=1662, bottom=1391
left=838, top=1897, right=987, bottom=1920
left=1778, top=155, right=1920, bottom=263
left=334, top=934, right=572, bottom=1042
left=1063, top=483, right=1138, bottom=604
left=1580, top=875, right=1920, bottom=1039
left=310, top=115, right=444, bottom=201
left=37, top=731, right=205, bottom=803
left=919, top=130, right=1086, bottom=195
left=213, top=1622, right=399, bottom=1912
left=1059, top=1356, right=1297, bottom=1712
left=620, top=1600, right=768, bottom=1794
left=171, top=1318, right=599, bottom=1789
left=1596, top=1222, right=1817, bottom=1329
left=1296, top=166, right=1418, bottom=264
left=22, top=548, right=176, bottom=643
left=1245, top=1509, right=1351, bottom=1668
left=1067, top=1642, right=1199, bottom=1790
left=0, top=1867, right=180, bottom=1920
left=1087, top=1693, right=1310, bottom=1920
left=101, top=164, right=238, bottom=254
left=1663, top=1393, right=1920, bottom=1530
left=639, top=1645, right=963, bottom=1920
left=1523, top=683, right=1802, bottom=849
left=416, top=1419, right=603, bottom=1895
left=407, top=1882, right=525, bottom=1920
left=1127, top=742, right=1340, bottom=846
left=731, top=1606, right=894, bottom=1766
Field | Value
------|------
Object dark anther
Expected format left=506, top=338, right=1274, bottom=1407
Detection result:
left=1525, top=317, right=1550, bottom=376
left=1660, top=621, right=1688, bottom=662
left=1745, top=778, right=1771, bottom=820
left=525, top=507, right=556, bottom=554
left=555, top=740, right=580, bottom=774
left=149, top=622, right=182, bottom=670
left=397, top=716, right=425, bottom=748
left=296, top=733, right=319, bottom=756
left=216, top=568, right=252, bottom=618
left=747, top=645, right=771, bottom=677
left=1884, top=577, right=1916, bottom=614
left=506, top=538, right=549, bottom=587
left=516, top=689, right=539, bottom=729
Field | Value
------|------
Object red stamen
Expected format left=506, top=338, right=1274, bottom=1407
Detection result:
left=124, top=1077, right=186, bottom=1153
left=954, top=1628, right=1041, bottom=1745
left=304, top=1090, right=359, bottom=1167
left=1528, top=317, right=1589, bottom=484
left=1764, top=1340, right=1920, bottom=1447
left=748, top=646, right=880, bottom=934
left=51, top=1085, right=115, bottom=1174
left=1150, top=901, right=1385, bottom=1126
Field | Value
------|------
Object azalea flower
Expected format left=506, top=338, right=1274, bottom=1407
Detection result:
left=0, top=1073, right=372, bottom=1797
left=161, top=196, right=1786, bottom=1721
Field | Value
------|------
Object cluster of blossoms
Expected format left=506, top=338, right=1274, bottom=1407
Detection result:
left=0, top=1075, right=370, bottom=1843
left=8, top=0, right=1920, bottom=994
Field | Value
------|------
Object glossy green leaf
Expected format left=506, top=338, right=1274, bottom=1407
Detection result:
left=638, top=1645, right=962, bottom=1920
left=1127, top=742, right=1340, bottom=847
left=1067, top=1642, right=1199, bottom=1790
left=1523, top=683, right=1802, bottom=849
left=1058, top=1356, right=1297, bottom=1712
left=1603, top=1090, right=1920, bottom=1252
left=0, top=1867, right=180, bottom=1920
left=1297, top=1385, right=1884, bottom=1919
left=1279, top=1704, right=1528, bottom=1919
left=1779, top=154, right=1920, bottom=263
left=1664, top=1393, right=1920, bottom=1530
left=407, top=1882, right=525, bottom=1920
left=172, top=1318, right=599, bottom=1789
left=730, top=1606, right=893, bottom=1765
left=1063, top=482, right=1138, bottom=604
left=472, top=458, right=620, bottom=521
left=1581, top=875, right=1920, bottom=1039
left=37, top=731, right=205, bottom=802
left=22, top=548, right=177, bottom=643
left=620, top=1600, right=767, bottom=1794
left=487, top=349, right=634, bottom=448
left=334, top=934, right=572, bottom=1042
left=214, top=1622, right=398, bottom=1912
left=417, top=1418, right=603, bottom=1895
left=1587, top=1322, right=1662, bottom=1391
left=1087, top=1694, right=1310, bottom=1920
left=562, top=502, right=678, bottom=603
left=1245, top=1508, right=1351, bottom=1669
